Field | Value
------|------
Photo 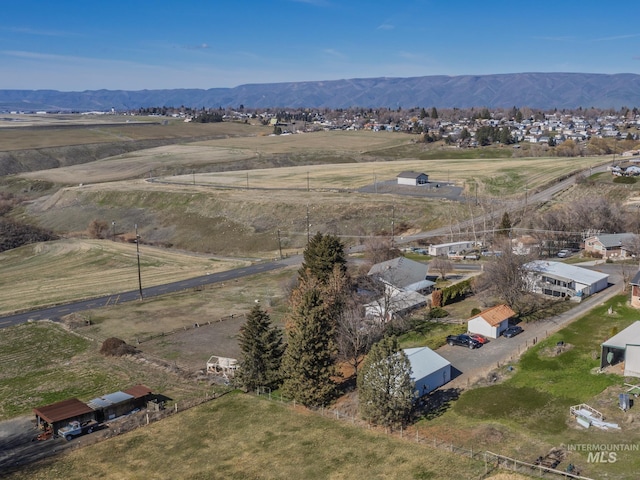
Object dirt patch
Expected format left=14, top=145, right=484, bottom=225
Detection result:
left=538, top=342, right=575, bottom=357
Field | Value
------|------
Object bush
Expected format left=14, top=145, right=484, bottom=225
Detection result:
left=427, top=307, right=449, bottom=319
left=470, top=307, right=481, bottom=316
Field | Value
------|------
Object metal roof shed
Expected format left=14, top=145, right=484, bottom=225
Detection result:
left=601, top=321, right=640, bottom=377
left=33, top=398, right=95, bottom=433
left=404, top=347, right=451, bottom=397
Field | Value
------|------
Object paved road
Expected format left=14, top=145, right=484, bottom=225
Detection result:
left=0, top=261, right=287, bottom=329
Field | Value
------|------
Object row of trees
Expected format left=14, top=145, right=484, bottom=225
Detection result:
left=235, top=232, right=415, bottom=427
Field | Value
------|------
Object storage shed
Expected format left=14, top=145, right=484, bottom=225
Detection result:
left=601, top=321, right=640, bottom=377
left=467, top=304, right=516, bottom=339
left=87, top=391, right=136, bottom=422
left=404, top=346, right=451, bottom=397
left=33, top=398, right=95, bottom=434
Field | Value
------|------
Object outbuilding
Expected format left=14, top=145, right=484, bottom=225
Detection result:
left=397, top=171, right=429, bottom=186
left=601, top=321, right=640, bottom=377
left=428, top=241, right=474, bottom=257
left=467, top=304, right=516, bottom=339
left=87, top=391, right=137, bottom=422
left=404, top=346, right=451, bottom=397
left=33, top=398, right=95, bottom=435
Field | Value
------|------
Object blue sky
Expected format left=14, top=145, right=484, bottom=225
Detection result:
left=2, top=0, right=640, bottom=91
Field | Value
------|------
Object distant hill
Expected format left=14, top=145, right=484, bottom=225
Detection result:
left=2, top=73, right=640, bottom=111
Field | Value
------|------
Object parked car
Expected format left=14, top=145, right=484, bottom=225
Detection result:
left=468, top=333, right=489, bottom=344
left=557, top=249, right=570, bottom=258
left=447, top=334, right=482, bottom=349
left=503, top=325, right=523, bottom=338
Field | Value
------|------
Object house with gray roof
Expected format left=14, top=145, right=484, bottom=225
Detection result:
left=524, top=260, right=609, bottom=301
left=631, top=270, right=640, bottom=308
left=365, top=257, right=434, bottom=322
left=397, top=171, right=429, bottom=186
left=584, top=233, right=638, bottom=259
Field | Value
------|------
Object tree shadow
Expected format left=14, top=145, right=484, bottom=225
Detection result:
left=414, top=387, right=461, bottom=421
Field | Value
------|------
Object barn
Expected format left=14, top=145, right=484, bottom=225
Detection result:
left=397, top=171, right=429, bottom=186
left=601, top=321, right=640, bottom=377
left=404, top=346, right=451, bottom=397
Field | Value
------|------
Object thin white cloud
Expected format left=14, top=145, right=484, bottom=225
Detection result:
left=377, top=23, right=395, bottom=31
left=2, top=26, right=80, bottom=37
left=594, top=33, right=640, bottom=42
left=533, top=36, right=575, bottom=42
left=288, top=0, right=331, bottom=6
left=0, top=50, right=86, bottom=62
left=322, top=48, right=347, bottom=59
left=181, top=43, right=210, bottom=50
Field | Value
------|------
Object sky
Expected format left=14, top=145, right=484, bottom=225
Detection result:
left=2, top=0, right=640, bottom=92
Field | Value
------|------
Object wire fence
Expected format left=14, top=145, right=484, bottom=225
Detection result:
left=255, top=389, right=594, bottom=480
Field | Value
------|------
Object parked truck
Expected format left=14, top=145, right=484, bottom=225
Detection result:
left=58, top=420, right=98, bottom=441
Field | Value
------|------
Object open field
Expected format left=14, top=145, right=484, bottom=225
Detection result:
left=0, top=321, right=207, bottom=421
left=4, top=393, right=486, bottom=480
left=0, top=239, right=249, bottom=315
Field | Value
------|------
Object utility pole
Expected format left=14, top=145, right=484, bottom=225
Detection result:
left=306, top=205, right=310, bottom=244
left=391, top=204, right=395, bottom=246
left=277, top=229, right=283, bottom=259
left=111, top=221, right=116, bottom=242
left=135, top=224, right=143, bottom=300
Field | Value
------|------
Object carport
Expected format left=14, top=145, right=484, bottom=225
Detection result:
left=33, top=398, right=95, bottom=434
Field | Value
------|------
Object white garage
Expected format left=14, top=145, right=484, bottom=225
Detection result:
left=404, top=346, right=451, bottom=397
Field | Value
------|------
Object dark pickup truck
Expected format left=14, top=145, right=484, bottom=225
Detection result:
left=446, top=334, right=482, bottom=349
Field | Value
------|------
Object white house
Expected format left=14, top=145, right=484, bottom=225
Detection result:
left=467, top=304, right=516, bottom=339
left=428, top=241, right=474, bottom=257
left=404, top=347, right=451, bottom=396
left=365, top=257, right=434, bottom=322
left=397, top=171, right=429, bottom=186
left=524, top=261, right=609, bottom=300
left=600, top=322, right=640, bottom=377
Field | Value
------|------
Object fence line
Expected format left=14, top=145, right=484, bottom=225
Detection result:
left=255, top=390, right=594, bottom=480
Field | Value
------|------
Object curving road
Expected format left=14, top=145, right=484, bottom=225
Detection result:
left=0, top=162, right=610, bottom=330
left=0, top=261, right=287, bottom=329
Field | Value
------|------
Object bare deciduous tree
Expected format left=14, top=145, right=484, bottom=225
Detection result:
left=335, top=302, right=383, bottom=376
left=430, top=257, right=453, bottom=280
left=474, top=238, right=533, bottom=313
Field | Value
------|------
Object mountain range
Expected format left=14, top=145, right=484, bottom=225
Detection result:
left=2, top=72, right=639, bottom=112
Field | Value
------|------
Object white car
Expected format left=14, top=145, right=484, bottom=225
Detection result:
left=557, top=249, right=569, bottom=258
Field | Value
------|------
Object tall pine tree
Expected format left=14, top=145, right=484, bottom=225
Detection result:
left=357, top=336, right=414, bottom=427
left=236, top=305, right=283, bottom=392
left=280, top=276, right=338, bottom=406
left=300, top=232, right=346, bottom=284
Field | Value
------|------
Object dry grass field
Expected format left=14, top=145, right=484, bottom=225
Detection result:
left=0, top=239, right=249, bottom=315
left=4, top=393, right=487, bottom=480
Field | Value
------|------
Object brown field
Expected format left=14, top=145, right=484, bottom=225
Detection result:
left=0, top=239, right=249, bottom=315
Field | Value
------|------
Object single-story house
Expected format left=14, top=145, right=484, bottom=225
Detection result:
left=364, top=290, right=428, bottom=322
left=365, top=257, right=434, bottom=322
left=524, top=261, right=609, bottom=300
left=397, top=171, right=429, bottom=186
left=404, top=346, right=451, bottom=397
left=584, top=233, right=637, bottom=259
left=428, top=241, right=474, bottom=257
left=467, top=304, right=516, bottom=339
left=630, top=270, right=640, bottom=308
left=33, top=398, right=96, bottom=435
left=600, top=321, right=640, bottom=377
left=367, top=257, right=434, bottom=294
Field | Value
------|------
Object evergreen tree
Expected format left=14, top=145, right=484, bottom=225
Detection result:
left=300, top=232, right=347, bottom=284
left=236, top=305, right=283, bottom=392
left=498, top=212, right=512, bottom=237
left=430, top=107, right=438, bottom=119
left=280, top=277, right=338, bottom=406
left=357, top=337, right=414, bottom=427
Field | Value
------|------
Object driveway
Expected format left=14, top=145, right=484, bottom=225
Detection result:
left=436, top=266, right=624, bottom=390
